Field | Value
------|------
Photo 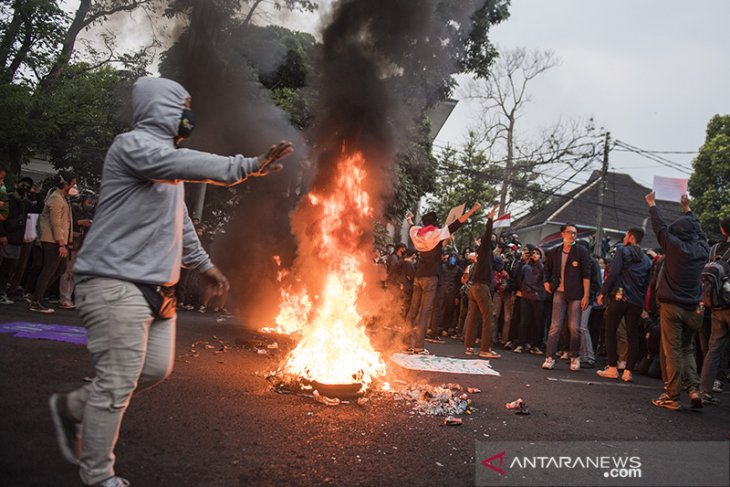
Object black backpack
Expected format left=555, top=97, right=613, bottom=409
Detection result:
left=701, top=244, right=730, bottom=309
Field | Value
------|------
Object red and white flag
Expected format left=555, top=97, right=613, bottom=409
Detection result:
left=492, top=213, right=511, bottom=228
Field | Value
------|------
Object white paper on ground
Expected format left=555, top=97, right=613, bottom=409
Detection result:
left=652, top=176, right=688, bottom=202
left=390, top=353, right=500, bottom=376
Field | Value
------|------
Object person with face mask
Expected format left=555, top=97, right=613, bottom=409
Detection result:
left=29, top=171, right=77, bottom=313
left=48, top=77, right=293, bottom=487
left=542, top=223, right=592, bottom=371
left=0, top=167, right=30, bottom=304
left=58, top=192, right=96, bottom=309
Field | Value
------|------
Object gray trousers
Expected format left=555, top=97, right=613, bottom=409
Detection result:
left=406, top=276, right=438, bottom=350
left=65, top=278, right=175, bottom=485
left=660, top=303, right=701, bottom=400
left=700, top=308, right=730, bottom=394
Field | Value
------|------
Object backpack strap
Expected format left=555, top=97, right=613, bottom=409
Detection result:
left=711, top=243, right=730, bottom=262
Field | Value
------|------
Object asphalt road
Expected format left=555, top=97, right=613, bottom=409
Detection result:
left=1, top=302, right=728, bottom=486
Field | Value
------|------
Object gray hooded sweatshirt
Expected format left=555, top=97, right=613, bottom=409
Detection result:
left=74, top=77, right=261, bottom=286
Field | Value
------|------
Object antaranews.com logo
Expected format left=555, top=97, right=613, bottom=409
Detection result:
left=482, top=450, right=643, bottom=479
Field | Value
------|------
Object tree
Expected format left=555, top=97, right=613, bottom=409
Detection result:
left=688, top=114, right=730, bottom=241
left=427, top=131, right=499, bottom=249
left=465, top=47, right=600, bottom=215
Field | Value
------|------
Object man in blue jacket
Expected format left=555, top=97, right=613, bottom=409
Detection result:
left=48, top=77, right=293, bottom=486
left=596, top=227, right=652, bottom=382
left=645, top=192, right=709, bottom=410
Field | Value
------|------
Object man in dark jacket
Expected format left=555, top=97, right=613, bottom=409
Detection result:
left=646, top=192, right=709, bottom=410
left=596, top=228, right=652, bottom=382
left=542, top=223, right=591, bottom=371
left=463, top=204, right=501, bottom=359
left=699, top=215, right=730, bottom=405
left=0, top=176, right=30, bottom=304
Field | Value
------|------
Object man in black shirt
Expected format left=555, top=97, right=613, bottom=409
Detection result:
left=463, top=204, right=500, bottom=359
left=406, top=203, right=481, bottom=354
left=542, top=223, right=591, bottom=371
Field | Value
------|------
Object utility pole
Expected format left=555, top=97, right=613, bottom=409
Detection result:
left=593, top=132, right=610, bottom=256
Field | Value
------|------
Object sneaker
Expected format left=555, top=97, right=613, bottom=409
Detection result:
left=503, top=340, right=514, bottom=351
left=559, top=351, right=569, bottom=361
left=425, top=336, right=445, bottom=344
left=570, top=357, right=580, bottom=371
left=621, top=370, right=633, bottom=382
left=183, top=304, right=194, bottom=311
left=529, top=347, right=544, bottom=356
left=542, top=357, right=555, bottom=370
left=480, top=349, right=501, bottom=359
left=59, top=302, right=76, bottom=310
left=450, top=334, right=463, bottom=340
left=29, top=301, right=54, bottom=314
left=580, top=361, right=595, bottom=369
left=712, top=380, right=724, bottom=393
left=404, top=347, right=414, bottom=354
left=617, top=360, right=627, bottom=370
left=465, top=347, right=477, bottom=356
left=596, top=366, right=619, bottom=379
left=22, top=293, right=32, bottom=304
left=689, top=390, right=703, bottom=409
left=440, top=330, right=449, bottom=337
left=413, top=348, right=430, bottom=355
left=49, top=393, right=80, bottom=465
left=513, top=345, right=524, bottom=353
left=651, top=393, right=680, bottom=411
left=0, top=294, right=14, bottom=305
left=197, top=305, right=207, bottom=313
left=701, top=392, right=720, bottom=405
left=96, top=477, right=130, bottom=487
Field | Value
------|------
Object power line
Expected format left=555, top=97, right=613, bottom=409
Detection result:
left=613, top=139, right=693, bottom=175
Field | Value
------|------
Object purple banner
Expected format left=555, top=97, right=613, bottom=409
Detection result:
left=0, top=322, right=87, bottom=345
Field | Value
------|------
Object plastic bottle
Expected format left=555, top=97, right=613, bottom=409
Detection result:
left=615, top=287, right=624, bottom=302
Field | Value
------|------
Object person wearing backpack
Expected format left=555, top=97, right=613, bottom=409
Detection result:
left=645, top=192, right=710, bottom=410
left=699, top=215, right=730, bottom=405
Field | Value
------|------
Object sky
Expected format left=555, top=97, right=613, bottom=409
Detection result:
left=76, top=0, right=730, bottom=194
left=434, top=0, right=730, bottom=190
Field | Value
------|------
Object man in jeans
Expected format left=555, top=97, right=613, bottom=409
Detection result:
left=406, top=203, right=481, bottom=354
left=48, top=77, right=293, bottom=487
left=595, top=228, right=652, bottom=382
left=542, top=223, right=591, bottom=371
left=463, top=203, right=501, bottom=359
left=699, top=215, right=730, bottom=405
left=646, top=192, right=709, bottom=410
left=29, top=172, right=77, bottom=313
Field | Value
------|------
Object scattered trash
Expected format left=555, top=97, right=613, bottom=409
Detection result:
left=443, top=416, right=463, bottom=426
left=356, top=397, right=369, bottom=406
left=506, top=398, right=530, bottom=415
left=395, top=383, right=473, bottom=416
left=466, top=387, right=481, bottom=394
left=436, top=462, right=444, bottom=467
left=256, top=349, right=268, bottom=355
left=313, top=390, right=341, bottom=407
left=506, top=398, right=523, bottom=410
left=267, top=342, right=279, bottom=349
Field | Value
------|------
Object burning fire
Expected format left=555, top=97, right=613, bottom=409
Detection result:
left=279, top=151, right=387, bottom=389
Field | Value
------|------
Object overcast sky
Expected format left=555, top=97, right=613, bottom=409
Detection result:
left=435, top=0, right=730, bottom=190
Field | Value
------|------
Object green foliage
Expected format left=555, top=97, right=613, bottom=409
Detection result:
left=37, top=64, right=135, bottom=187
left=688, top=114, right=730, bottom=241
left=0, top=0, right=69, bottom=85
left=427, top=131, right=500, bottom=249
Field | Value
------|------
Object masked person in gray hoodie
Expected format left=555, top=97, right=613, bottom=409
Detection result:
left=48, top=77, right=293, bottom=487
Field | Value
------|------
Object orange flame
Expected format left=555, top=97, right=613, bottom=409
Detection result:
left=281, top=152, right=386, bottom=388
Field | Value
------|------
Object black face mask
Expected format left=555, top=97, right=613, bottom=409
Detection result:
left=177, top=108, right=196, bottom=140
left=16, top=186, right=29, bottom=196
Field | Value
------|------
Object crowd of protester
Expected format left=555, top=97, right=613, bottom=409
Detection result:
left=0, top=165, right=221, bottom=315
left=377, top=196, right=730, bottom=410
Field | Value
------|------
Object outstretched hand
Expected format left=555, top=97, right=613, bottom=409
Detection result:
left=487, top=203, right=499, bottom=219
left=201, top=266, right=230, bottom=297
left=255, top=141, right=294, bottom=176
left=644, top=191, right=656, bottom=207
left=680, top=194, right=691, bottom=213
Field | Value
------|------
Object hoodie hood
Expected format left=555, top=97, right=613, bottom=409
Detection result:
left=668, top=215, right=703, bottom=242
left=132, top=77, right=189, bottom=139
